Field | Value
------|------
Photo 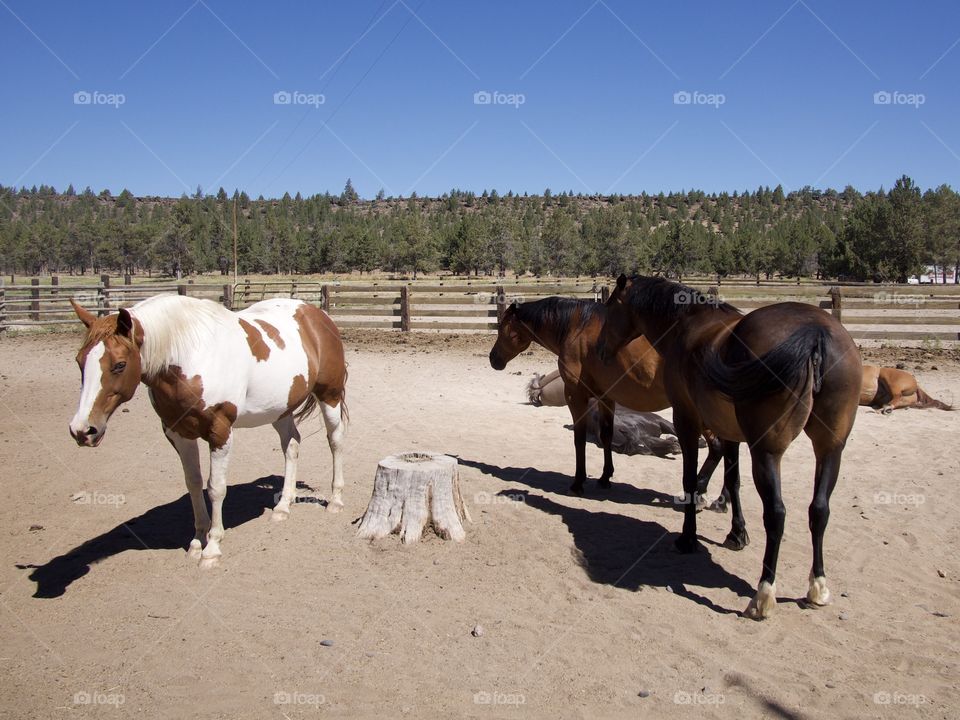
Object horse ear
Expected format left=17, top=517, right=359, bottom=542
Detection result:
left=616, top=274, right=627, bottom=290
left=116, top=308, right=133, bottom=338
left=70, top=299, right=96, bottom=328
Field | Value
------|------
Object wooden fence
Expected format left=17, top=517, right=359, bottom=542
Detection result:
left=3, top=275, right=960, bottom=344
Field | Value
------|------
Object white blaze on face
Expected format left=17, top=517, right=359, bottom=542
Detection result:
left=71, top=342, right=105, bottom=435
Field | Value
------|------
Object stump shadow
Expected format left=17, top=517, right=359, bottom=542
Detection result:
left=501, top=488, right=756, bottom=614
left=457, top=456, right=681, bottom=509
left=17, top=475, right=294, bottom=599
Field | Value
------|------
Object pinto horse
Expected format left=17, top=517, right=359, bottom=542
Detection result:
left=488, top=297, right=724, bottom=500
left=600, top=275, right=862, bottom=619
left=69, top=294, right=348, bottom=567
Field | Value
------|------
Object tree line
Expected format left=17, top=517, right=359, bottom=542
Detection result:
left=1, top=175, right=957, bottom=283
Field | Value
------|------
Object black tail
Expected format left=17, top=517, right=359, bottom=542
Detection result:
left=703, top=325, right=829, bottom=402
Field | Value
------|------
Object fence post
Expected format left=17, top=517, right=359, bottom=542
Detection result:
left=321, top=285, right=330, bottom=313
left=291, top=280, right=298, bottom=299
left=51, top=275, right=59, bottom=301
left=495, top=285, right=506, bottom=324
left=0, top=278, right=6, bottom=332
left=829, top=286, right=842, bottom=323
left=100, top=274, right=111, bottom=315
left=400, top=286, right=411, bottom=332
left=708, top=286, right=719, bottom=306
left=600, top=285, right=610, bottom=303
left=124, top=274, right=132, bottom=286
left=178, top=284, right=187, bottom=296
left=221, top=284, right=233, bottom=310
left=30, top=278, right=40, bottom=321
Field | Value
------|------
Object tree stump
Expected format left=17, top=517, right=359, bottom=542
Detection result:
left=356, top=452, right=471, bottom=543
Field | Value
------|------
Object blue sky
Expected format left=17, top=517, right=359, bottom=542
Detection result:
left=3, top=0, right=960, bottom=198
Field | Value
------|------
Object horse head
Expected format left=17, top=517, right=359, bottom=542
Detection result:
left=69, top=301, right=144, bottom=447
left=488, top=302, right=531, bottom=371
left=597, top=273, right=643, bottom=361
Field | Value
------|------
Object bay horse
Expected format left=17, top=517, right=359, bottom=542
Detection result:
left=599, top=275, right=862, bottom=619
left=488, top=297, right=725, bottom=504
left=69, top=294, right=348, bottom=568
left=860, top=364, right=953, bottom=413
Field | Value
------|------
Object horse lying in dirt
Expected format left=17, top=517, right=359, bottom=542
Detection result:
left=860, top=365, right=953, bottom=413
left=528, top=369, right=696, bottom=456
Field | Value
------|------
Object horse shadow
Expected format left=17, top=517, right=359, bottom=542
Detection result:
left=17, top=475, right=295, bottom=599
left=500, top=488, right=756, bottom=613
left=456, top=456, right=682, bottom=509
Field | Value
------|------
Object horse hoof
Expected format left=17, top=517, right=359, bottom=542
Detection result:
left=707, top=498, right=728, bottom=514
left=270, top=508, right=290, bottom=522
left=744, top=581, right=776, bottom=620
left=674, top=535, right=701, bottom=554
left=597, top=478, right=612, bottom=490
left=186, top=541, right=203, bottom=559
left=806, top=574, right=831, bottom=606
left=569, top=483, right=585, bottom=496
left=198, top=555, right=220, bottom=570
left=326, top=500, right=344, bottom=514
left=723, top=529, right=749, bottom=551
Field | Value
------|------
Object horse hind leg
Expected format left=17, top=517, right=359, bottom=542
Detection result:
left=745, top=450, right=786, bottom=620
left=321, top=400, right=346, bottom=513
left=720, top=441, right=748, bottom=551
left=806, top=442, right=844, bottom=607
left=270, top=414, right=300, bottom=521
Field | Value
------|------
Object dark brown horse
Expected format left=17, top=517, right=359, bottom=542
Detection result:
left=488, top=297, right=725, bottom=502
left=600, top=275, right=862, bottom=619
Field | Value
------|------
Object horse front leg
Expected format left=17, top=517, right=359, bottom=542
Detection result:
left=200, top=433, right=233, bottom=569
left=271, top=414, right=300, bottom=521
left=321, top=401, right=346, bottom=513
left=673, top=412, right=703, bottom=554
left=720, top=440, right=749, bottom=550
left=745, top=450, right=786, bottom=619
left=164, top=427, right=209, bottom=559
left=596, top=400, right=615, bottom=489
left=565, top=389, right=591, bottom=494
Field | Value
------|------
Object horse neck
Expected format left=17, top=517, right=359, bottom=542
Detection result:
left=521, top=319, right=565, bottom=356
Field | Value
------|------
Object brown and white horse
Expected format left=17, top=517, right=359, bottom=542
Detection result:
left=69, top=294, right=348, bottom=567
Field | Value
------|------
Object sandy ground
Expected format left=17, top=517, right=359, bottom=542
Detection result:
left=0, top=330, right=957, bottom=719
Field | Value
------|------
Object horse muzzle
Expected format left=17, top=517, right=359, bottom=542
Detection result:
left=489, top=349, right=506, bottom=371
left=70, top=425, right=105, bottom=447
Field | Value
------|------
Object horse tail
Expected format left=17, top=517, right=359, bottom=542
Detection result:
left=915, top=386, right=953, bottom=410
left=703, top=325, right=829, bottom=402
left=293, top=366, right=349, bottom=424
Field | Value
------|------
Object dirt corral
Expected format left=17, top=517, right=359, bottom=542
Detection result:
left=0, top=330, right=957, bottom=719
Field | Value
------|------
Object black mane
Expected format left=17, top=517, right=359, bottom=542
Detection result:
left=623, top=276, right=740, bottom=319
left=512, top=296, right=605, bottom=343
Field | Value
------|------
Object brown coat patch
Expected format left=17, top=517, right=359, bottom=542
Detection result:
left=293, top=304, right=347, bottom=409
left=146, top=365, right=237, bottom=449
left=255, top=320, right=285, bottom=349
left=287, top=374, right=309, bottom=413
left=239, top=318, right=270, bottom=362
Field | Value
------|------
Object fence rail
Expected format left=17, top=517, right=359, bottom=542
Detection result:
left=2, top=276, right=959, bottom=343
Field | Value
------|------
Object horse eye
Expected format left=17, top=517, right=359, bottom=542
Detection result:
left=112, top=361, right=127, bottom=374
